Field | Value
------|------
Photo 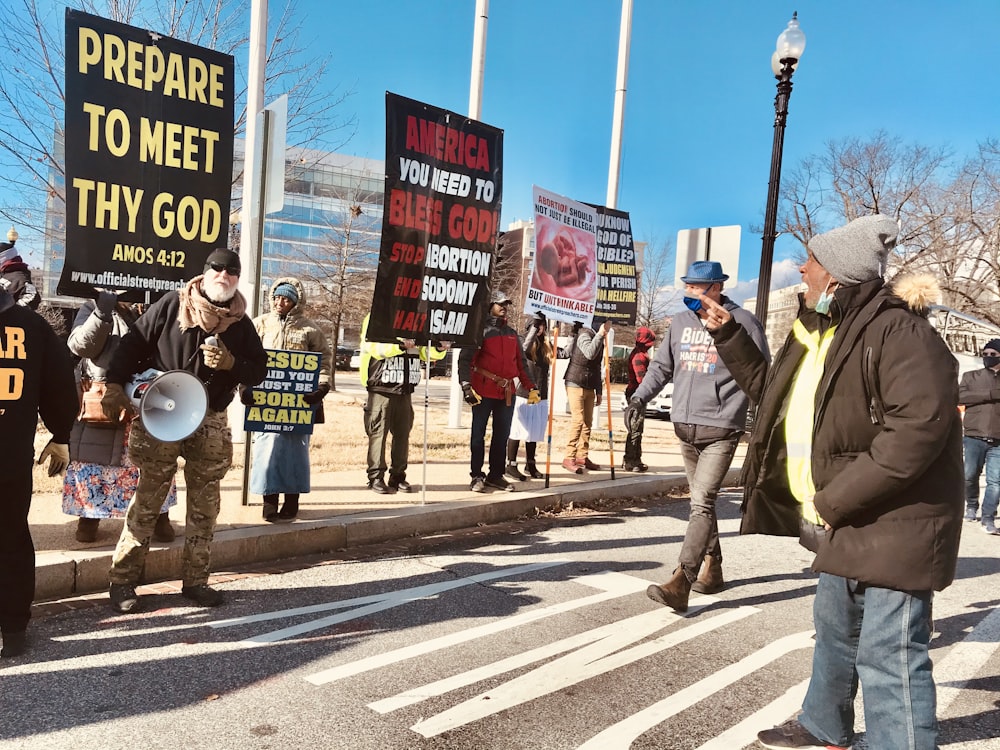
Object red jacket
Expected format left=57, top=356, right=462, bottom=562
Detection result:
left=459, top=315, right=535, bottom=400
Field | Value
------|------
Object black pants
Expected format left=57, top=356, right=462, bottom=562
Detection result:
left=0, top=468, right=34, bottom=633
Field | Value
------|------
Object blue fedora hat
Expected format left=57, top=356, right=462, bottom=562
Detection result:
left=680, top=260, right=729, bottom=284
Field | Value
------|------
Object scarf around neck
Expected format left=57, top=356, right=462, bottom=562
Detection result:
left=177, top=275, right=247, bottom=335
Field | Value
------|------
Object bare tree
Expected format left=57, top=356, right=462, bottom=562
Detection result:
left=777, top=130, right=951, bottom=252
left=287, top=187, right=381, bottom=390
left=636, top=235, right=675, bottom=332
left=0, top=0, right=356, bottom=238
left=776, top=131, right=1000, bottom=324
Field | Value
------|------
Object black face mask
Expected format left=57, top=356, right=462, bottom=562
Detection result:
left=984, top=356, right=1000, bottom=369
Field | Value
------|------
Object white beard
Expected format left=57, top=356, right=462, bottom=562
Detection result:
left=205, top=277, right=237, bottom=304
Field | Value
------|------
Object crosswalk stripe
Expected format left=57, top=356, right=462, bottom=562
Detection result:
left=306, top=571, right=658, bottom=685
left=574, top=631, right=815, bottom=749
left=411, top=607, right=758, bottom=738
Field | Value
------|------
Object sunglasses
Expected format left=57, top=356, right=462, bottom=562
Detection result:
left=208, top=261, right=240, bottom=276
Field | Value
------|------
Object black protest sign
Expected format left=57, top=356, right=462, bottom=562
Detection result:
left=367, top=93, right=503, bottom=345
left=590, top=204, right=638, bottom=326
left=60, top=10, right=234, bottom=302
left=243, top=349, right=321, bottom=434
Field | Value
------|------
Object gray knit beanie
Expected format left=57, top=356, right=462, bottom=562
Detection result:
left=808, top=215, right=898, bottom=285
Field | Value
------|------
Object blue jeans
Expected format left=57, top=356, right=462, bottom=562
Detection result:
left=963, top=435, right=1000, bottom=519
left=470, top=397, right=514, bottom=479
left=800, top=573, right=937, bottom=750
left=676, top=429, right=740, bottom=579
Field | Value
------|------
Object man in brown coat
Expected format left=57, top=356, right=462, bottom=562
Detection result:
left=702, top=215, right=962, bottom=750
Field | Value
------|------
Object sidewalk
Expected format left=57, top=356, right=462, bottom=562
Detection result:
left=30, top=424, right=745, bottom=602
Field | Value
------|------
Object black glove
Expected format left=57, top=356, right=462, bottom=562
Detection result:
left=239, top=386, right=256, bottom=406
left=625, top=397, right=644, bottom=433
left=461, top=382, right=481, bottom=406
left=95, top=290, right=118, bottom=319
left=303, top=382, right=330, bottom=405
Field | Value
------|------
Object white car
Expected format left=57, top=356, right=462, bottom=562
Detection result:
left=349, top=349, right=362, bottom=370
left=619, top=382, right=673, bottom=420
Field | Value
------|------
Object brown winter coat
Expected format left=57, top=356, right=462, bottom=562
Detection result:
left=711, top=276, right=963, bottom=592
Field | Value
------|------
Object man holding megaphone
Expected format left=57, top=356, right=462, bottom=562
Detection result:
left=101, top=248, right=267, bottom=614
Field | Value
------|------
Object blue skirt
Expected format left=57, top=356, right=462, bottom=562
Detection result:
left=249, top=432, right=312, bottom=495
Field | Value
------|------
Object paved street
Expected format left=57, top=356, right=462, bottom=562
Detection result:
left=4, top=492, right=999, bottom=749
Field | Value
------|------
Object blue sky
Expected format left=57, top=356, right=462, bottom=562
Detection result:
left=6, top=1, right=1000, bottom=301
left=294, top=0, right=1000, bottom=296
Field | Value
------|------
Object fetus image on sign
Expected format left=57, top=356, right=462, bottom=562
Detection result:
left=532, top=224, right=596, bottom=297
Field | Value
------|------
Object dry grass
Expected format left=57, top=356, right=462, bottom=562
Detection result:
left=32, top=384, right=676, bottom=491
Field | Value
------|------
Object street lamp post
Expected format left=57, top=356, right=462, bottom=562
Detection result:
left=755, top=12, right=806, bottom=330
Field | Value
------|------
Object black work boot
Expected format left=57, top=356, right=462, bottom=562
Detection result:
left=181, top=584, right=224, bottom=608
left=646, top=568, right=692, bottom=612
left=505, top=462, right=526, bottom=481
left=109, top=583, right=141, bottom=614
left=1, top=630, right=27, bottom=658
left=262, top=494, right=280, bottom=522
left=691, top=554, right=725, bottom=594
left=278, top=494, right=299, bottom=520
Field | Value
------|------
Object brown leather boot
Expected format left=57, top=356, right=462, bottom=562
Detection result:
left=152, top=512, right=176, bottom=543
left=646, top=568, right=692, bottom=612
left=691, top=554, right=724, bottom=594
left=75, top=517, right=100, bottom=543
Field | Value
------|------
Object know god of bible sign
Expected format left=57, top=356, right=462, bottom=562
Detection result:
left=366, top=93, right=503, bottom=346
left=60, top=10, right=235, bottom=302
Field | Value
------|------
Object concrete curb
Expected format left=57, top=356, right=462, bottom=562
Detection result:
left=35, top=469, right=740, bottom=601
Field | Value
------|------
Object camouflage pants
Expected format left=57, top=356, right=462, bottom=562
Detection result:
left=109, top=410, right=232, bottom=587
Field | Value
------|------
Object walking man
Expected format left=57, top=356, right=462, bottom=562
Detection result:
left=634, top=260, right=768, bottom=611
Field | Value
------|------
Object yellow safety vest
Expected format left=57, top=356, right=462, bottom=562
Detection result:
left=784, top=319, right=837, bottom=525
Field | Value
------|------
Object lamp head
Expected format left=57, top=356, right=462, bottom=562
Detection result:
left=775, top=12, right=806, bottom=64
left=6, top=226, right=17, bottom=244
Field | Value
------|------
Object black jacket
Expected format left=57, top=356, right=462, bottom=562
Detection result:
left=0, top=290, right=78, bottom=467
left=516, top=323, right=550, bottom=399
left=563, top=326, right=604, bottom=393
left=107, top=290, right=267, bottom=412
left=712, top=277, right=963, bottom=592
left=958, top=366, right=1000, bottom=439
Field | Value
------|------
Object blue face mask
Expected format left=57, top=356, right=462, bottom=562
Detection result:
left=682, top=296, right=702, bottom=313
left=814, top=279, right=836, bottom=315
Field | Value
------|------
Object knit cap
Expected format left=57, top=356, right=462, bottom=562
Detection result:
left=273, top=282, right=299, bottom=304
left=0, top=242, right=17, bottom=265
left=635, top=327, right=655, bottom=346
left=808, top=215, right=898, bottom=285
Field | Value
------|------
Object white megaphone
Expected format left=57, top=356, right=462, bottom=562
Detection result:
left=126, top=368, right=208, bottom=443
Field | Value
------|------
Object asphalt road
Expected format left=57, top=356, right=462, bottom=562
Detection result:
left=4, top=493, right=998, bottom=750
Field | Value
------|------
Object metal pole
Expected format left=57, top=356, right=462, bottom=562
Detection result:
left=241, top=108, right=272, bottom=506
left=239, top=0, right=267, bottom=306
left=468, top=0, right=488, bottom=120
left=606, top=0, right=633, bottom=209
left=450, top=0, right=490, bottom=429
left=422, top=341, right=430, bottom=506
left=754, top=59, right=796, bottom=330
